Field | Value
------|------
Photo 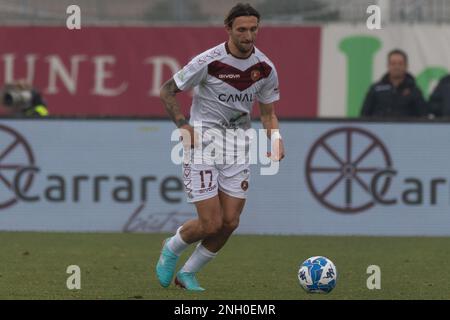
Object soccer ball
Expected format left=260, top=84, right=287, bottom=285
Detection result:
left=298, top=256, right=337, bottom=293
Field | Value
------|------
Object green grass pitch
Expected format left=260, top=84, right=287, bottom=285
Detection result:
left=0, top=232, right=449, bottom=299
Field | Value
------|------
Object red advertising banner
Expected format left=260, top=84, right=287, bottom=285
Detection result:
left=0, top=26, right=320, bottom=118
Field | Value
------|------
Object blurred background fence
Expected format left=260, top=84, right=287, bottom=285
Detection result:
left=1, top=0, right=450, bottom=25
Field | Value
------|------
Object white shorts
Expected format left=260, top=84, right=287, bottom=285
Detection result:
left=182, top=158, right=250, bottom=203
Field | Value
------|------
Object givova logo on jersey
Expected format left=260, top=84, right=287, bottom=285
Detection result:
left=218, top=74, right=240, bottom=79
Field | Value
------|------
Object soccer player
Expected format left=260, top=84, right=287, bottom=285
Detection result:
left=157, top=3, right=285, bottom=291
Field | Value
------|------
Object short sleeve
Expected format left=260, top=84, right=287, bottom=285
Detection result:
left=256, top=67, right=280, bottom=104
left=173, top=57, right=208, bottom=91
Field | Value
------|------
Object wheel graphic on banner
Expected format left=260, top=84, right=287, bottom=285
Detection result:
left=305, top=127, right=392, bottom=213
left=0, top=125, right=35, bottom=209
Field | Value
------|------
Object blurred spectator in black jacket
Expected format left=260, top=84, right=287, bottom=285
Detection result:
left=428, top=74, right=450, bottom=118
left=360, top=49, right=428, bottom=118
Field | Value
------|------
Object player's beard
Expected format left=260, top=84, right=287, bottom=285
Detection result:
left=236, top=41, right=253, bottom=55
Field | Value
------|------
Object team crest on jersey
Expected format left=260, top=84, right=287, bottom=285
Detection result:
left=251, top=69, right=261, bottom=82
left=241, top=180, right=249, bottom=191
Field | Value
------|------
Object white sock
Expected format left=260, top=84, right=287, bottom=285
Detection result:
left=180, top=243, right=217, bottom=273
left=166, top=226, right=189, bottom=256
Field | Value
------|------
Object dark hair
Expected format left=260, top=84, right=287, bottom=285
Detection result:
left=224, top=3, right=260, bottom=28
left=388, top=49, right=408, bottom=64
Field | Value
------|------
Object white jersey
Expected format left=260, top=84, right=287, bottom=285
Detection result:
left=173, top=42, right=280, bottom=131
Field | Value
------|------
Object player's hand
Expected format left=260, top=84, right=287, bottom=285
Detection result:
left=267, top=137, right=285, bottom=161
left=179, top=124, right=198, bottom=149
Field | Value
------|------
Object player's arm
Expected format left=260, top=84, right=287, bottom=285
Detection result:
left=160, top=78, right=187, bottom=127
left=160, top=78, right=195, bottom=146
left=259, top=102, right=285, bottom=161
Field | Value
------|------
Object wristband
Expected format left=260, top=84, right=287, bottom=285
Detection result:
left=271, top=131, right=282, bottom=140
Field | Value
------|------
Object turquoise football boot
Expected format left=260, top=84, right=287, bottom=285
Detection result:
left=174, top=272, right=205, bottom=291
left=156, top=238, right=179, bottom=288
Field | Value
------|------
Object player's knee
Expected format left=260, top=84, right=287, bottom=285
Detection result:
left=201, top=220, right=223, bottom=237
left=222, top=218, right=240, bottom=234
